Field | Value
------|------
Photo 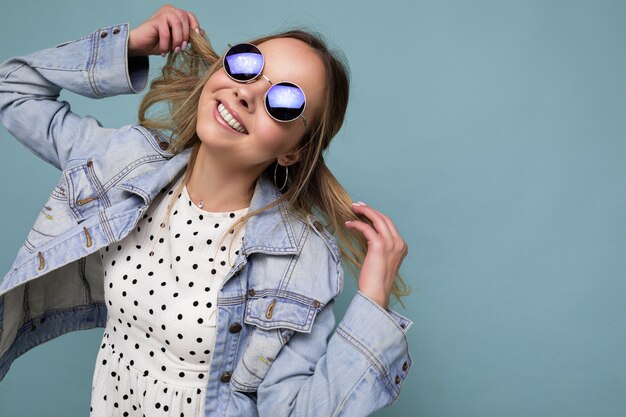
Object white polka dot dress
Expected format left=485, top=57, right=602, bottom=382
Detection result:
left=89, top=175, right=248, bottom=417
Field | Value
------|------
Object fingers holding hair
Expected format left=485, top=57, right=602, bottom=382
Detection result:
left=347, top=202, right=408, bottom=256
left=185, top=10, right=201, bottom=34
left=168, top=10, right=187, bottom=52
left=157, top=5, right=204, bottom=55
left=349, top=202, right=393, bottom=249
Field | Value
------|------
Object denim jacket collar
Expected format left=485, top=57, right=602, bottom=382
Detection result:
left=239, top=174, right=301, bottom=255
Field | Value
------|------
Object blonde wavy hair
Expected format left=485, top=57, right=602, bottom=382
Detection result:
left=137, top=28, right=411, bottom=306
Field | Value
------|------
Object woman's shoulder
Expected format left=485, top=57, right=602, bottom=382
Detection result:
left=126, top=125, right=176, bottom=157
left=273, top=210, right=344, bottom=303
left=287, top=210, right=341, bottom=265
left=80, top=124, right=175, bottom=163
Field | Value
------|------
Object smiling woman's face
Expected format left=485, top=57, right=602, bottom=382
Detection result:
left=195, top=37, right=326, bottom=170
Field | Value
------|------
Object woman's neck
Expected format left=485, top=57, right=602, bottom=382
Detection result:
left=186, top=144, right=257, bottom=213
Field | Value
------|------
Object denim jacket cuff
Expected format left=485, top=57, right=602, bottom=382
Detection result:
left=90, top=23, right=149, bottom=95
left=48, top=22, right=149, bottom=96
left=336, top=290, right=413, bottom=402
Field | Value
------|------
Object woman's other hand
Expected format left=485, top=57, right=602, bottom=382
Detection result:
left=345, top=202, right=409, bottom=310
left=128, top=4, right=203, bottom=57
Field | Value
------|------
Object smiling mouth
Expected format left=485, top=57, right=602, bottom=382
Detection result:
left=216, top=101, right=248, bottom=134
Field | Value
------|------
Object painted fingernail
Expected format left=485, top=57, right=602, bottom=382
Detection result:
left=174, top=46, right=180, bottom=54
left=352, top=201, right=366, bottom=206
left=345, top=221, right=352, bottom=224
left=194, top=27, right=200, bottom=34
left=182, top=41, right=187, bottom=50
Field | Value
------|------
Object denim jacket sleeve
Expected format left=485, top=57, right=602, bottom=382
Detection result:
left=0, top=23, right=148, bottom=171
left=256, top=290, right=414, bottom=416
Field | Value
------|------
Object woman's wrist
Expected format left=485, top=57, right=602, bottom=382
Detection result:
left=359, top=289, right=390, bottom=310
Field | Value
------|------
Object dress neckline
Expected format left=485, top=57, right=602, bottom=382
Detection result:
left=181, top=183, right=249, bottom=218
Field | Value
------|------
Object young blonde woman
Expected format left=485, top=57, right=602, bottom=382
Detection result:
left=0, top=5, right=413, bottom=416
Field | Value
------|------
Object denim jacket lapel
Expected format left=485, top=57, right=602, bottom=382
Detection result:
left=240, top=175, right=300, bottom=256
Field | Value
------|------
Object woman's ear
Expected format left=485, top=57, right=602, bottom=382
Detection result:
left=277, top=151, right=301, bottom=167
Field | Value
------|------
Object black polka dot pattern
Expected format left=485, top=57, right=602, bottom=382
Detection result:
left=90, top=176, right=248, bottom=416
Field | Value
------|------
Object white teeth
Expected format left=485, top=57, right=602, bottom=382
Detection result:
left=217, top=103, right=247, bottom=133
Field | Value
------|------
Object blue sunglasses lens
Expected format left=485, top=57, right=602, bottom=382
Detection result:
left=224, top=44, right=263, bottom=81
left=265, top=82, right=305, bottom=122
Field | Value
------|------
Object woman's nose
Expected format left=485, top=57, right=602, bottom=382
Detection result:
left=233, top=78, right=269, bottom=113
left=233, top=90, right=251, bottom=111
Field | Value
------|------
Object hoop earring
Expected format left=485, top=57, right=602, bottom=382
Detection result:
left=273, top=163, right=289, bottom=191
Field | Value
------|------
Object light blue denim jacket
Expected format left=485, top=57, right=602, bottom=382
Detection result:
left=0, top=22, right=413, bottom=416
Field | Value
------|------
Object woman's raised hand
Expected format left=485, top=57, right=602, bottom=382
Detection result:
left=128, top=4, right=203, bottom=57
left=345, top=202, right=409, bottom=310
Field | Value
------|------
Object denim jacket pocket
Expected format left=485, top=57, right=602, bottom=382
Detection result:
left=66, top=159, right=108, bottom=220
left=243, top=295, right=319, bottom=333
left=230, top=295, right=320, bottom=392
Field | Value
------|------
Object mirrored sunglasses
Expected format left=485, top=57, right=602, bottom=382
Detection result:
left=223, top=43, right=308, bottom=129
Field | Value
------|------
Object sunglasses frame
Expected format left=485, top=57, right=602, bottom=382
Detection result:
left=223, top=43, right=308, bottom=130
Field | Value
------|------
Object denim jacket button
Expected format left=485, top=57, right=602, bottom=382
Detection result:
left=112, top=28, right=120, bottom=35
left=100, top=31, right=108, bottom=38
left=313, top=220, right=323, bottom=232
left=312, top=300, right=320, bottom=308
left=228, top=323, right=242, bottom=333
left=247, top=289, right=256, bottom=297
left=158, top=141, right=169, bottom=150
left=402, top=361, right=409, bottom=372
left=220, top=372, right=232, bottom=383
left=395, top=375, right=401, bottom=384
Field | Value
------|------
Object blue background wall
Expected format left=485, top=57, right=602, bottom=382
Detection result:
left=1, top=1, right=625, bottom=416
